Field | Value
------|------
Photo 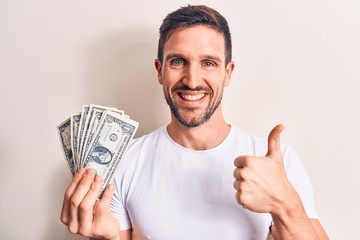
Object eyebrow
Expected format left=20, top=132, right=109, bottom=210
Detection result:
left=201, top=54, right=222, bottom=63
left=164, top=53, right=223, bottom=63
left=164, top=54, right=184, bottom=62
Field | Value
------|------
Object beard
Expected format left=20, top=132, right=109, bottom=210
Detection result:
left=164, top=85, right=223, bottom=128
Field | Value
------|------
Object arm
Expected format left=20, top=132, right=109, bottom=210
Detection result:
left=89, top=229, right=132, bottom=240
left=268, top=182, right=328, bottom=239
left=233, top=125, right=328, bottom=240
left=270, top=218, right=328, bottom=240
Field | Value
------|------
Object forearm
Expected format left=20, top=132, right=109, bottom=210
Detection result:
left=89, top=229, right=131, bottom=240
left=271, top=211, right=319, bottom=239
left=89, top=236, right=120, bottom=240
left=270, top=188, right=327, bottom=240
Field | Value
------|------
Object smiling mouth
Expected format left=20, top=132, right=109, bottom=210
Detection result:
left=180, top=93, right=206, bottom=101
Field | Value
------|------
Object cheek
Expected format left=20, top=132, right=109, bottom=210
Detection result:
left=207, top=78, right=225, bottom=94
left=162, top=71, right=182, bottom=88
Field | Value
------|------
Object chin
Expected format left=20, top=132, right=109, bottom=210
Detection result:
left=176, top=113, right=210, bottom=128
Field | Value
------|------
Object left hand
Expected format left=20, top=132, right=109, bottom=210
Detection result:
left=233, top=124, right=296, bottom=214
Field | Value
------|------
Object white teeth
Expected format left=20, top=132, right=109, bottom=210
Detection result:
left=180, top=93, right=205, bottom=101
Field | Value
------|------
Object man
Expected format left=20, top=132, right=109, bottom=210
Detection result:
left=60, top=5, right=328, bottom=240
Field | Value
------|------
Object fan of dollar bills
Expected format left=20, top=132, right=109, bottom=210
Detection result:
left=57, top=104, right=139, bottom=196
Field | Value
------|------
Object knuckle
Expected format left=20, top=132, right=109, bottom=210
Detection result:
left=92, top=228, right=102, bottom=237
left=79, top=201, right=91, bottom=213
left=239, top=195, right=247, bottom=205
left=78, top=227, right=89, bottom=237
left=239, top=180, right=247, bottom=191
left=234, top=168, right=247, bottom=181
left=236, top=196, right=242, bottom=206
left=235, top=191, right=242, bottom=204
left=60, top=214, right=68, bottom=225
left=239, top=168, right=250, bottom=180
left=68, top=223, right=78, bottom=234
left=64, top=189, right=72, bottom=201
left=78, top=228, right=85, bottom=236
left=233, top=180, right=239, bottom=190
left=233, top=168, right=238, bottom=179
left=70, top=197, right=81, bottom=208
left=236, top=191, right=248, bottom=206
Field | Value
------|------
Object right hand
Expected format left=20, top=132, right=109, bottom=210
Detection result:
left=60, top=168, right=120, bottom=240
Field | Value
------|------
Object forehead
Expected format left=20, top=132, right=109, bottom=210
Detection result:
left=163, top=25, right=226, bottom=60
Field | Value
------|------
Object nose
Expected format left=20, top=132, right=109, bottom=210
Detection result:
left=182, top=63, right=202, bottom=89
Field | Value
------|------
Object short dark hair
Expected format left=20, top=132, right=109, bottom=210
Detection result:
left=157, top=5, right=232, bottom=65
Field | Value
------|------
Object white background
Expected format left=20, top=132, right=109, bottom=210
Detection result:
left=0, top=0, right=359, bottom=239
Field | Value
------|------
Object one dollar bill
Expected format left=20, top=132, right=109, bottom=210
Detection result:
left=82, top=110, right=138, bottom=197
left=57, top=118, right=76, bottom=176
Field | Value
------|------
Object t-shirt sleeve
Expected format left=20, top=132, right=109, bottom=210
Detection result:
left=282, top=146, right=318, bottom=219
left=110, top=174, right=132, bottom=231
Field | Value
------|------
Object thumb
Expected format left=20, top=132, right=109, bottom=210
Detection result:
left=99, top=184, right=115, bottom=206
left=266, top=124, right=285, bottom=157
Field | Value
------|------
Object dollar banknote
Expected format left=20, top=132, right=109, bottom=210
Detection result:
left=57, top=104, right=138, bottom=197
left=82, top=108, right=124, bottom=162
left=77, top=105, right=90, bottom=165
left=71, top=113, right=81, bottom=172
left=82, top=110, right=138, bottom=197
left=57, top=118, right=76, bottom=176
left=79, top=104, right=124, bottom=165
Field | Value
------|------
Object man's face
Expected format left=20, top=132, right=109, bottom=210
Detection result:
left=155, top=25, right=234, bottom=128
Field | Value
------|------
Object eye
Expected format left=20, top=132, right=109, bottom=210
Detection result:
left=170, top=58, right=185, bottom=67
left=202, top=61, right=216, bottom=67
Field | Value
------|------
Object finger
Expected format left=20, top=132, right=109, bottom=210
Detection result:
left=78, top=175, right=104, bottom=236
left=95, top=184, right=116, bottom=219
left=233, top=179, right=241, bottom=191
left=235, top=191, right=245, bottom=207
left=266, top=124, right=285, bottom=157
left=61, top=168, right=86, bottom=225
left=68, top=168, right=96, bottom=233
left=234, top=155, right=248, bottom=168
left=233, top=167, right=240, bottom=180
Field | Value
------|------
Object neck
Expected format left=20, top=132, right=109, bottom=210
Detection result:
left=166, top=106, right=231, bottom=150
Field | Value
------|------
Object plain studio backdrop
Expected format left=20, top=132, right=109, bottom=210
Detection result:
left=0, top=0, right=359, bottom=239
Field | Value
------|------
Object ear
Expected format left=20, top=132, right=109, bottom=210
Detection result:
left=224, top=61, right=235, bottom=87
left=154, top=59, right=163, bottom=85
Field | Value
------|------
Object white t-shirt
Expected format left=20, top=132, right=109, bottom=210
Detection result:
left=111, top=126, right=317, bottom=240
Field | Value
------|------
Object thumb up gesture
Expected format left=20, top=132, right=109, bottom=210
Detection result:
left=233, top=124, right=298, bottom=214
